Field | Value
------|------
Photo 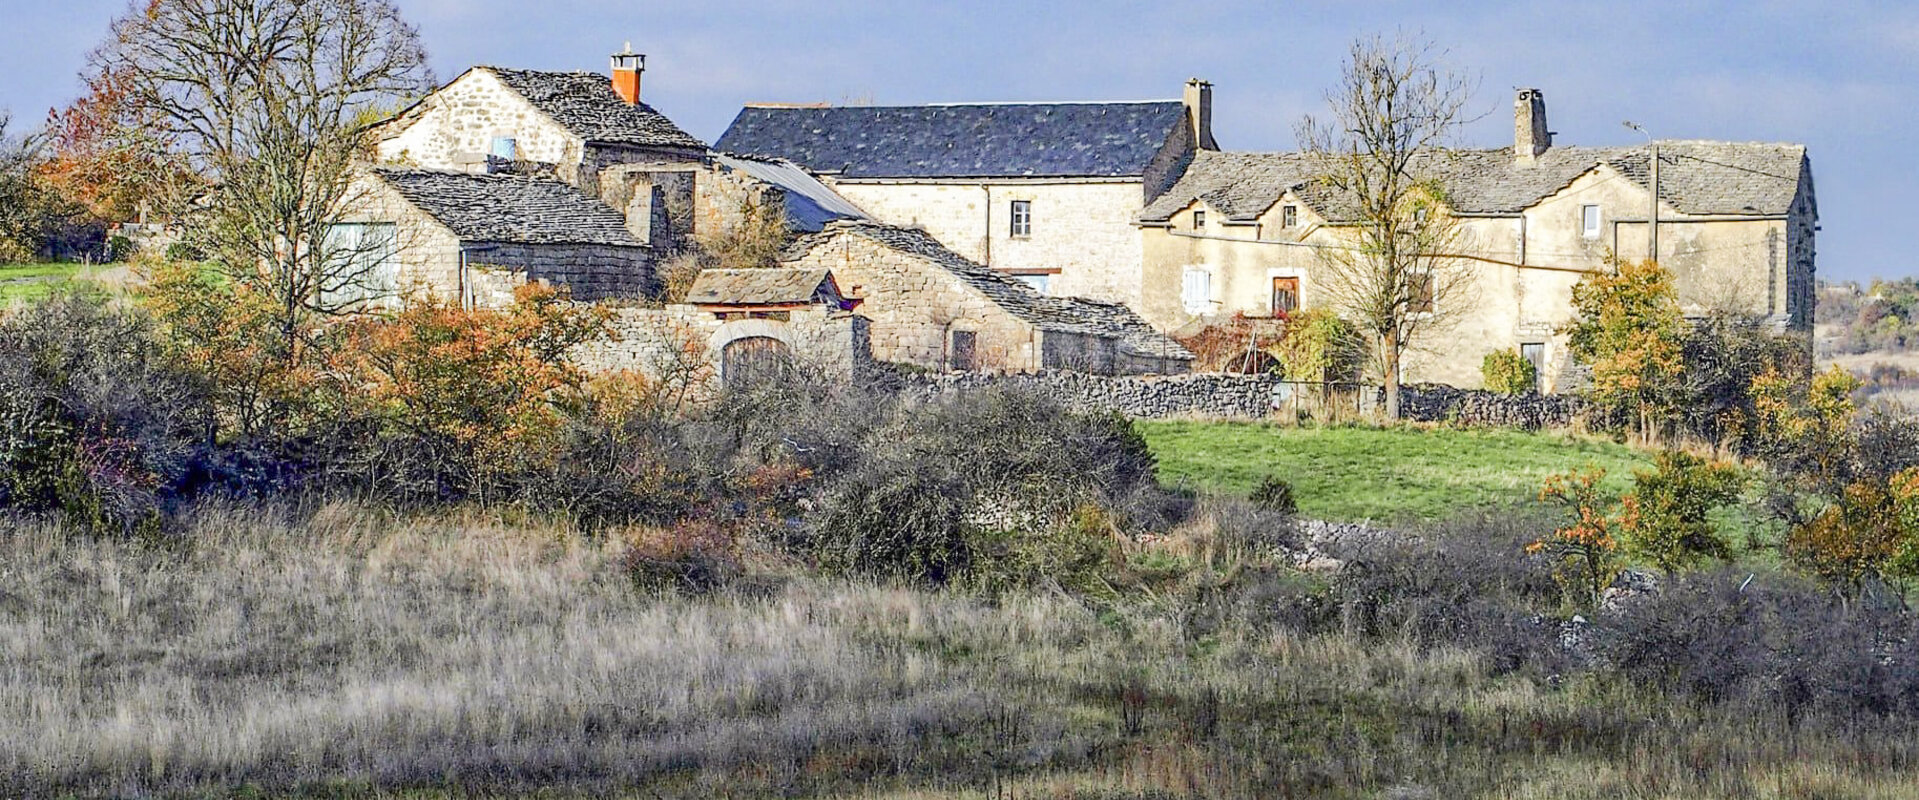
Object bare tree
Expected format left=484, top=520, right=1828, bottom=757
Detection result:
left=1299, top=34, right=1478, bottom=419
left=92, top=0, right=432, bottom=355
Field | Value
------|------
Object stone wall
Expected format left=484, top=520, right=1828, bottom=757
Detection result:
left=378, top=69, right=581, bottom=178
left=574, top=305, right=871, bottom=385
left=468, top=241, right=657, bottom=303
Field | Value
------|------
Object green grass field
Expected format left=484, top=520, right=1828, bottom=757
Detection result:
left=1139, top=420, right=1657, bottom=524
left=0, top=262, right=84, bottom=303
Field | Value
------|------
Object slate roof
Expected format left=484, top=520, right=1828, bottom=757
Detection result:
left=711, top=154, right=871, bottom=232
left=373, top=168, right=645, bottom=247
left=785, top=221, right=1193, bottom=362
left=685, top=268, right=840, bottom=306
left=716, top=102, right=1189, bottom=179
left=1142, top=142, right=1810, bottom=223
left=481, top=67, right=707, bottom=150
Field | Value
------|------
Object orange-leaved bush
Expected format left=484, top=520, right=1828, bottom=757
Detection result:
left=1533, top=466, right=1627, bottom=607
left=1785, top=467, right=1919, bottom=593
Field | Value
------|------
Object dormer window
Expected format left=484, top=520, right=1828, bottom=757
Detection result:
left=1582, top=204, right=1602, bottom=239
left=1192, top=210, right=1206, bottom=230
left=1282, top=205, right=1298, bottom=229
left=490, top=137, right=517, bottom=161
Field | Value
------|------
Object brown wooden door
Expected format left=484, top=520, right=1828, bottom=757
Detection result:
left=1271, top=277, right=1300, bottom=315
left=722, top=336, right=791, bottom=385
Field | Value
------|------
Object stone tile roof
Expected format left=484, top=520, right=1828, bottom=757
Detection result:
left=373, top=167, right=645, bottom=247
left=685, top=268, right=840, bottom=306
left=785, top=221, right=1193, bottom=361
left=482, top=67, right=707, bottom=150
left=716, top=101, right=1188, bottom=179
left=711, top=154, right=870, bottom=232
left=1142, top=142, right=1809, bottom=223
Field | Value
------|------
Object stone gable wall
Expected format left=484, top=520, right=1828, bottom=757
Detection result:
left=378, top=70, right=581, bottom=179
left=826, top=181, right=1146, bottom=304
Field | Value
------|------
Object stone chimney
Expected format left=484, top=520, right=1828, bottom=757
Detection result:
left=1514, top=88, right=1552, bottom=164
left=1184, top=79, right=1219, bottom=151
left=611, top=43, right=646, bottom=105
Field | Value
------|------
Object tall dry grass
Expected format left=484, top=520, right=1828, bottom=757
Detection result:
left=4, top=504, right=1918, bottom=799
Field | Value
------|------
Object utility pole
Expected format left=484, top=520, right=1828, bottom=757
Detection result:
left=1624, top=121, right=1658, bottom=262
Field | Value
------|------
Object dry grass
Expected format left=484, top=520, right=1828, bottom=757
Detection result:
left=3, top=504, right=1917, bottom=799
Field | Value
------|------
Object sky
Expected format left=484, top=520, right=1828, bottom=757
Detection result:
left=4, top=0, right=1916, bottom=281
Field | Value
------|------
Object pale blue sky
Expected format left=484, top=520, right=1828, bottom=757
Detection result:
left=5, top=0, right=1915, bottom=280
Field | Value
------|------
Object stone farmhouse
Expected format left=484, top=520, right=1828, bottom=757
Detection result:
left=716, top=80, right=1219, bottom=302
left=1136, top=89, right=1816, bottom=390
left=338, top=46, right=1187, bottom=379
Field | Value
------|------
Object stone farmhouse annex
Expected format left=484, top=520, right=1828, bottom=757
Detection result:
left=339, top=42, right=1814, bottom=394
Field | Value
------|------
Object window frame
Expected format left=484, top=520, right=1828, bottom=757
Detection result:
left=1581, top=204, right=1602, bottom=239
left=1281, top=205, right=1298, bottom=229
left=1406, top=272, right=1436, bottom=315
left=1009, top=200, right=1033, bottom=238
left=1181, top=267, right=1213, bottom=315
left=1192, top=209, right=1206, bottom=231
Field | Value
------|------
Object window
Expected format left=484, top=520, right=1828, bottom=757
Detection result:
left=948, top=330, right=979, bottom=371
left=1281, top=205, right=1298, bottom=229
left=1014, top=274, right=1051, bottom=294
left=1520, top=342, right=1547, bottom=394
left=321, top=222, right=399, bottom=307
left=1271, top=276, right=1300, bottom=315
left=489, top=136, right=517, bottom=160
left=1581, top=204, right=1602, bottom=239
left=1181, top=268, right=1212, bottom=315
left=1192, top=210, right=1206, bottom=230
left=1407, top=273, right=1435, bottom=314
left=1009, top=200, right=1032, bottom=238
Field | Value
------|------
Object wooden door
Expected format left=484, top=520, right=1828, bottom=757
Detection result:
left=722, top=336, right=791, bottom=385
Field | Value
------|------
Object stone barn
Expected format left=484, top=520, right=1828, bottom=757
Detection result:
left=782, top=221, right=1191, bottom=375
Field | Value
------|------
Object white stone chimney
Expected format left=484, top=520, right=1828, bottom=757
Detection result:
left=1184, top=79, right=1219, bottom=151
left=1514, top=88, right=1552, bottom=164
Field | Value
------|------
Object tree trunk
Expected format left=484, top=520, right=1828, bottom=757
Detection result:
left=1382, top=334, right=1401, bottom=420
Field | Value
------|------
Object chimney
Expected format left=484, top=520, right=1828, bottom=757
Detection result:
left=1183, top=79, right=1218, bottom=151
left=1514, top=88, right=1552, bottom=164
left=611, top=42, right=645, bottom=105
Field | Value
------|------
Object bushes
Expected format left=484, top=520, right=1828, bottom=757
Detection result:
left=1617, top=451, right=1743, bottom=574
left=1479, top=348, right=1536, bottom=396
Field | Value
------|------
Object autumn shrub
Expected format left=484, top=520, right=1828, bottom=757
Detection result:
left=1531, top=467, right=1626, bottom=608
left=1783, top=468, right=1919, bottom=593
left=620, top=519, right=742, bottom=595
left=1617, top=451, right=1743, bottom=574
left=1271, top=308, right=1364, bottom=382
left=1479, top=348, right=1536, bottom=395
left=1566, top=259, right=1686, bottom=443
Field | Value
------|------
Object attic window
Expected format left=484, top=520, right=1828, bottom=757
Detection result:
left=1582, top=205, right=1602, bottom=239
left=490, top=137, right=517, bottom=161
left=1010, top=200, right=1032, bottom=238
left=1192, top=210, right=1206, bottom=230
left=1282, top=205, right=1298, bottom=229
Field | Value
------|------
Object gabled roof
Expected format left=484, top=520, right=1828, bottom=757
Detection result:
left=785, top=221, right=1193, bottom=361
left=479, top=67, right=707, bottom=150
left=373, top=167, right=644, bottom=247
left=685, top=268, right=842, bottom=306
left=716, top=101, right=1188, bottom=179
left=1142, top=142, right=1811, bottom=224
left=711, top=154, right=870, bottom=232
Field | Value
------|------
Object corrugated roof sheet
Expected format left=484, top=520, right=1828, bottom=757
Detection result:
left=374, top=167, right=644, bottom=247
left=712, top=154, right=870, bottom=232
left=716, top=102, right=1188, bottom=179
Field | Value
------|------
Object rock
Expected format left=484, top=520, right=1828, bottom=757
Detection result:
left=1601, top=569, right=1660, bottom=611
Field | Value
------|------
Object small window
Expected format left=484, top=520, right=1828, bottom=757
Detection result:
left=1407, top=273, right=1435, bottom=314
left=1014, top=274, right=1051, bottom=294
left=1281, top=205, right=1298, bottom=229
left=490, top=136, right=517, bottom=160
left=1581, top=205, right=1602, bottom=239
left=1192, top=210, right=1206, bottom=230
left=1009, top=200, right=1032, bottom=238
left=1182, top=268, right=1212, bottom=315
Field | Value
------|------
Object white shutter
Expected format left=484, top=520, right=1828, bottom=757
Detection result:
left=1182, top=269, right=1211, bottom=314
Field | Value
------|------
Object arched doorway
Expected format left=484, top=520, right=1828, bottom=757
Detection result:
left=722, top=335, right=792, bottom=385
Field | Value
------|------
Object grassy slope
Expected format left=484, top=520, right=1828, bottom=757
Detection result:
left=1140, top=421, right=1655, bottom=524
left=0, top=262, right=84, bottom=303
left=4, top=509, right=1913, bottom=800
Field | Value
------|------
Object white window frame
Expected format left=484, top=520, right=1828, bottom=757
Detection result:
left=1009, top=200, right=1032, bottom=238
left=1266, top=267, right=1305, bottom=316
left=1281, top=205, right=1298, bottom=229
left=1581, top=204, right=1602, bottom=239
left=1181, top=267, right=1213, bottom=315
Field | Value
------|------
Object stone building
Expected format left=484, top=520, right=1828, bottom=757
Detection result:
left=1135, top=88, right=1816, bottom=392
left=783, top=221, right=1192, bottom=375
left=715, top=80, right=1220, bottom=302
left=336, top=167, right=653, bottom=308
